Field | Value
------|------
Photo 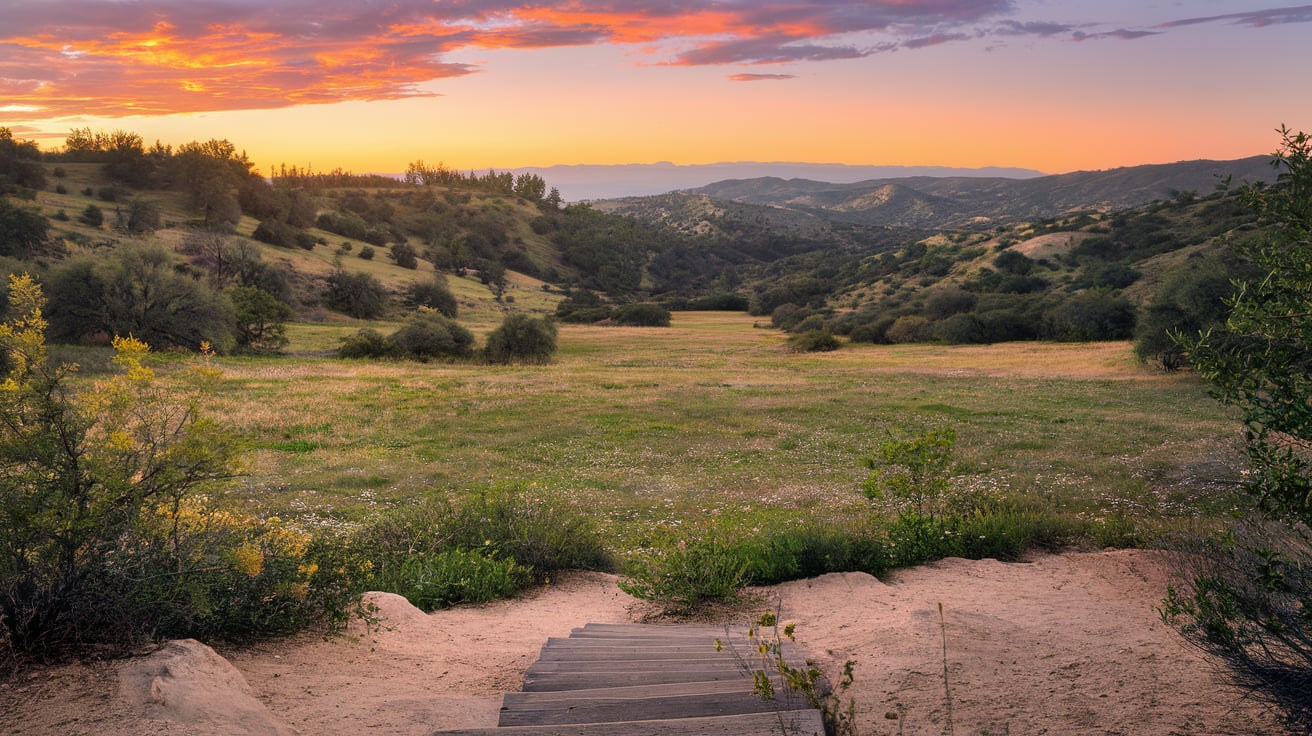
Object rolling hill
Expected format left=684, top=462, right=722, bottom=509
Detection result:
left=674, top=156, right=1273, bottom=229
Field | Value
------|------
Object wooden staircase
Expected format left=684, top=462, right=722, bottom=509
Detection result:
left=433, top=623, right=827, bottom=735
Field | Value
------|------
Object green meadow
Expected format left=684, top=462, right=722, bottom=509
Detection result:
left=194, top=312, right=1241, bottom=556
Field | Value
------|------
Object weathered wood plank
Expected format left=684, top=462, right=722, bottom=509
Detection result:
left=541, top=636, right=754, bottom=648
left=498, top=690, right=787, bottom=726
left=523, top=669, right=754, bottom=691
left=496, top=678, right=778, bottom=704
left=537, top=643, right=805, bottom=662
left=433, top=709, right=826, bottom=735
left=526, top=659, right=743, bottom=674
left=569, top=624, right=753, bottom=638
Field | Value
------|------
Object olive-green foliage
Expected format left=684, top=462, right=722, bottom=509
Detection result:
left=619, top=536, right=749, bottom=613
left=77, top=204, right=104, bottom=228
left=1042, top=291, right=1136, bottom=342
left=373, top=549, right=527, bottom=609
left=0, top=199, right=48, bottom=258
left=786, top=328, right=840, bottom=353
left=0, top=278, right=326, bottom=660
left=44, top=244, right=236, bottom=352
left=1133, top=253, right=1246, bottom=368
left=389, top=309, right=475, bottom=361
left=861, top=426, right=958, bottom=519
left=390, top=242, right=419, bottom=269
left=405, top=277, right=458, bottom=317
left=325, top=268, right=388, bottom=319
left=354, top=487, right=613, bottom=611
left=117, top=197, right=161, bottom=234
left=612, top=302, right=671, bottom=327
left=230, top=285, right=292, bottom=354
left=337, top=328, right=396, bottom=359
left=1164, top=128, right=1312, bottom=727
left=485, top=313, right=557, bottom=364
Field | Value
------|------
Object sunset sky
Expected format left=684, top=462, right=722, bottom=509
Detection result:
left=3, top=1, right=1310, bottom=175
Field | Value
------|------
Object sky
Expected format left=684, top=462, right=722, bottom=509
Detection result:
left=2, top=1, right=1310, bottom=176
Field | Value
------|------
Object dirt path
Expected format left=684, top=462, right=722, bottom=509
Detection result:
left=0, top=552, right=1285, bottom=735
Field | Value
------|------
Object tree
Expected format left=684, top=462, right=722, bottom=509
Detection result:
left=325, top=268, right=388, bottom=319
left=1161, top=127, right=1312, bottom=727
left=405, top=277, right=458, bottom=317
left=484, top=313, right=557, bottom=364
left=390, top=242, right=419, bottom=269
left=0, top=199, right=48, bottom=258
left=229, top=286, right=292, bottom=354
left=0, top=127, right=46, bottom=193
left=117, top=197, right=161, bottom=234
left=44, top=245, right=236, bottom=351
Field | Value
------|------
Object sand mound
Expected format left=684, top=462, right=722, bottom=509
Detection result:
left=117, top=639, right=292, bottom=736
left=0, top=555, right=1287, bottom=735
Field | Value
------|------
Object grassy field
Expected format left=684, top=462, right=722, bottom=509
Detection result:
left=174, top=312, right=1245, bottom=557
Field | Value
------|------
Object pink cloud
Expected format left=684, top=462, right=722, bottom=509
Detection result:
left=0, top=1, right=1297, bottom=120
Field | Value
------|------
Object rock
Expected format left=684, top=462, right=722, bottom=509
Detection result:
left=118, top=639, right=294, bottom=736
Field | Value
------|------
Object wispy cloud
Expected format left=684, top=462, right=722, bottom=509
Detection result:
left=0, top=1, right=1303, bottom=121
left=727, top=73, right=796, bottom=82
left=1156, top=4, right=1312, bottom=29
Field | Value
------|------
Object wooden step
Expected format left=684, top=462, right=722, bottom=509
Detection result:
left=497, top=678, right=780, bottom=704
left=526, top=659, right=743, bottom=674
left=499, top=688, right=791, bottom=726
left=433, top=709, right=826, bottom=735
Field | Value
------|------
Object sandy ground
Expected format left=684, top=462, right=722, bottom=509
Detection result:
left=0, top=550, right=1286, bottom=735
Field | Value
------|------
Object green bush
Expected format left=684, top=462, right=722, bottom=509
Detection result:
left=77, top=204, right=103, bottom=227
left=390, top=309, right=475, bottom=360
left=786, top=328, right=840, bottom=353
left=405, top=277, right=458, bottom=317
left=1, top=280, right=355, bottom=663
left=353, top=486, right=613, bottom=611
left=373, top=550, right=528, bottom=609
left=337, top=328, right=396, bottom=359
left=484, top=313, right=557, bottom=364
left=613, top=302, right=671, bottom=327
left=619, top=536, right=748, bottom=612
left=325, top=269, right=388, bottom=319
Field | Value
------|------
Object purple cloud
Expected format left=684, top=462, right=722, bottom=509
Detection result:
left=727, top=73, right=796, bottom=82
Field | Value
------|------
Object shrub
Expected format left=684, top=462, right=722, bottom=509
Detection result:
left=786, top=328, right=840, bottom=353
left=372, top=550, right=528, bottom=609
left=613, top=302, right=671, bottom=327
left=619, top=535, right=748, bottom=613
left=230, top=285, right=292, bottom=354
left=0, top=282, right=354, bottom=662
left=389, top=309, right=475, bottom=360
left=0, top=200, right=49, bottom=261
left=45, top=244, right=236, bottom=352
left=358, top=245, right=375, bottom=260
left=337, top=328, right=396, bottom=359
left=404, top=277, right=457, bottom=317
left=484, top=313, right=557, bottom=364
left=325, top=269, right=388, bottom=319
left=252, top=218, right=302, bottom=248
left=118, top=197, right=160, bottom=234
left=78, top=204, right=103, bottom=227
left=390, top=242, right=419, bottom=269
left=1042, top=292, right=1136, bottom=341
left=885, top=314, right=933, bottom=343
left=354, top=487, right=612, bottom=610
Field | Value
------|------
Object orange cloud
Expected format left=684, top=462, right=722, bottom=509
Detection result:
left=1, top=0, right=1280, bottom=121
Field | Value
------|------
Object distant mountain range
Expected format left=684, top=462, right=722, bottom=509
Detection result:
left=595, top=156, right=1275, bottom=230
left=506, top=162, right=1045, bottom=201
